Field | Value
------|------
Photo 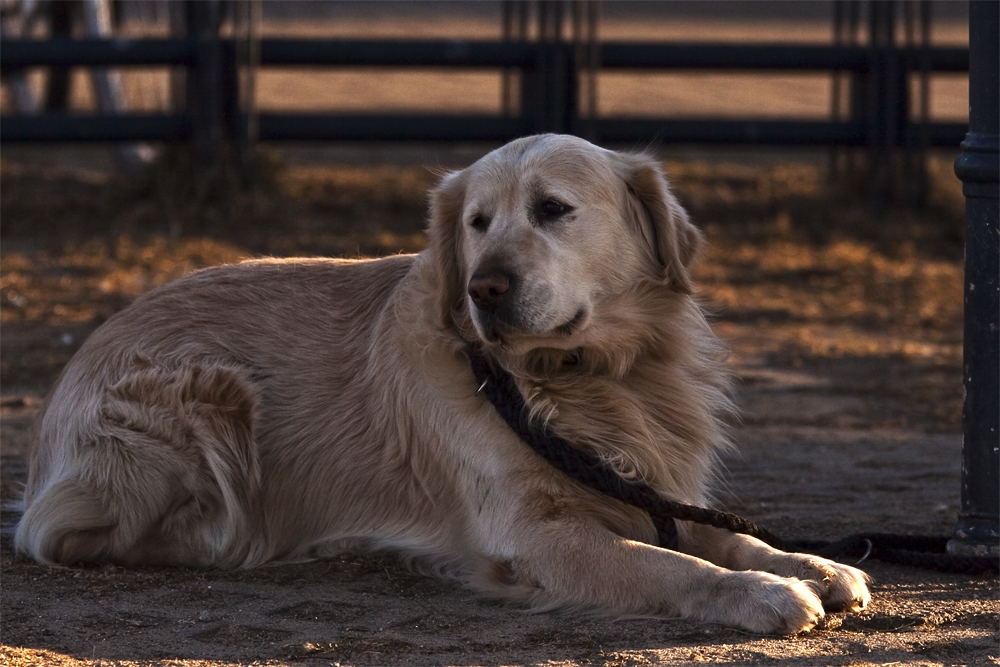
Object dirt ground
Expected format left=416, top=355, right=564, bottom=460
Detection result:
left=2, top=6, right=994, bottom=664
left=0, top=140, right=996, bottom=667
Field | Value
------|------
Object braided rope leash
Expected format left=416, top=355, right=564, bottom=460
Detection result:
left=468, top=345, right=998, bottom=576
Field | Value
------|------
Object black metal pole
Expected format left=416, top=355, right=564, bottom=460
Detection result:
left=43, top=1, right=73, bottom=111
left=866, top=0, right=896, bottom=207
left=948, top=0, right=999, bottom=559
left=185, top=0, right=224, bottom=191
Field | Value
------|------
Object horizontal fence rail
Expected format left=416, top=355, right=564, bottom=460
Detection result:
left=257, top=39, right=537, bottom=67
left=0, top=38, right=969, bottom=145
left=5, top=37, right=967, bottom=71
left=599, top=42, right=968, bottom=71
left=0, top=37, right=196, bottom=67
left=595, top=119, right=964, bottom=147
left=0, top=114, right=188, bottom=142
left=256, top=114, right=532, bottom=143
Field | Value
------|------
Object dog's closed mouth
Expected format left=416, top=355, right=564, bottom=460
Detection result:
left=478, top=307, right=584, bottom=343
left=554, top=308, right=587, bottom=336
left=480, top=317, right=515, bottom=345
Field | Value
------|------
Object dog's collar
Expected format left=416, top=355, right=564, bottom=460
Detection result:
left=467, top=344, right=681, bottom=550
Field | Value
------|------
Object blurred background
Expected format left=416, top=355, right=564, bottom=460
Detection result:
left=0, top=2, right=969, bottom=120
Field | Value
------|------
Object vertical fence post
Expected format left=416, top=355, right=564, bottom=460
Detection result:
left=948, top=0, right=999, bottom=559
left=844, top=0, right=863, bottom=185
left=520, top=2, right=541, bottom=133
left=571, top=0, right=599, bottom=141
left=43, top=1, right=73, bottom=111
left=522, top=0, right=576, bottom=135
left=866, top=0, right=897, bottom=206
left=234, top=0, right=261, bottom=187
left=185, top=0, right=224, bottom=190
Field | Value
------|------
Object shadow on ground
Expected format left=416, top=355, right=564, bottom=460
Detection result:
left=1, top=146, right=995, bottom=667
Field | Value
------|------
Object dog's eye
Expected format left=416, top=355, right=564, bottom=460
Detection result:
left=535, top=199, right=572, bottom=222
left=470, top=214, right=490, bottom=231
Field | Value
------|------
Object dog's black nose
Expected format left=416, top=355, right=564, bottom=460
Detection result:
left=468, top=272, right=511, bottom=311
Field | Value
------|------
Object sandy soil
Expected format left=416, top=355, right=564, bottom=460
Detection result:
left=1, top=140, right=996, bottom=666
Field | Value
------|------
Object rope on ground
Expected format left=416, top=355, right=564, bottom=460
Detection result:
left=468, top=345, right=999, bottom=576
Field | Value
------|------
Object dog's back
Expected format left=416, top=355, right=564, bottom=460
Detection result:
left=16, top=255, right=424, bottom=568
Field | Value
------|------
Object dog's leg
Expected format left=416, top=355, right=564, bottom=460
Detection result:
left=475, top=507, right=826, bottom=634
left=680, top=523, right=870, bottom=613
left=16, top=364, right=260, bottom=568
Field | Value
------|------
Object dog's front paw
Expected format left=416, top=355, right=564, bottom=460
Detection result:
left=706, top=571, right=825, bottom=635
left=767, top=553, right=870, bottom=613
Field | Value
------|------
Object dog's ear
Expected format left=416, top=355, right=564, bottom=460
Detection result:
left=427, top=168, right=470, bottom=327
left=613, top=152, right=703, bottom=294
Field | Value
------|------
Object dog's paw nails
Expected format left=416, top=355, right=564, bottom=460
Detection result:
left=811, top=562, right=870, bottom=613
left=830, top=567, right=870, bottom=612
left=771, top=554, right=871, bottom=614
left=765, top=578, right=825, bottom=635
left=715, top=572, right=825, bottom=635
left=826, top=585, right=870, bottom=613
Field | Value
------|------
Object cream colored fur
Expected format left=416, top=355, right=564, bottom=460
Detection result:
left=15, top=135, right=868, bottom=634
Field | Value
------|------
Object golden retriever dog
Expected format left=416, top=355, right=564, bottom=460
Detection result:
left=16, top=134, right=868, bottom=634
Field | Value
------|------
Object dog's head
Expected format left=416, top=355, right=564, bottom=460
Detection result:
left=428, top=134, right=703, bottom=358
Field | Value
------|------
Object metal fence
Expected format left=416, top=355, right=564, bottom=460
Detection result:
left=1, top=1, right=967, bottom=162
